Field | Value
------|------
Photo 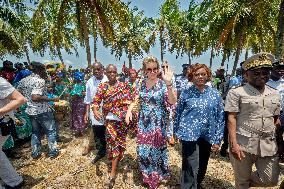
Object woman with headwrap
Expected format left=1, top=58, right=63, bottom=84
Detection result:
left=69, top=71, right=87, bottom=136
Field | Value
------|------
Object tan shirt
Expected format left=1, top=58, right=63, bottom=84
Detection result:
left=225, top=83, right=281, bottom=157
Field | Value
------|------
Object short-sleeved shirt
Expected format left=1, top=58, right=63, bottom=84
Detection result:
left=17, top=73, right=51, bottom=115
left=84, top=75, right=108, bottom=125
left=225, top=83, right=281, bottom=157
left=267, top=78, right=284, bottom=110
left=0, top=77, right=15, bottom=118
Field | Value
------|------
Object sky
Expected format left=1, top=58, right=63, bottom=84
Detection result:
left=4, top=0, right=249, bottom=74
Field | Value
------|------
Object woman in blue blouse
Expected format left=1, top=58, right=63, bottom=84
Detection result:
left=174, top=63, right=225, bottom=189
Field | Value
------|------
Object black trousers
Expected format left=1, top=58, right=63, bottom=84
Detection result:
left=220, top=112, right=229, bottom=153
left=181, top=138, right=211, bottom=189
left=92, top=125, right=106, bottom=156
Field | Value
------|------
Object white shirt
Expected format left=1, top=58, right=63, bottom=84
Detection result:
left=84, top=75, right=108, bottom=125
left=0, top=77, right=15, bottom=119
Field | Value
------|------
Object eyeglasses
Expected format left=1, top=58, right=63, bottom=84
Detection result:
left=161, top=65, right=168, bottom=68
left=193, top=73, right=207, bottom=77
left=146, top=68, right=159, bottom=73
left=250, top=69, right=270, bottom=76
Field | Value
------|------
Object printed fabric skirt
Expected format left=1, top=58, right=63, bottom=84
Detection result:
left=105, top=120, right=128, bottom=160
left=70, top=97, right=87, bottom=133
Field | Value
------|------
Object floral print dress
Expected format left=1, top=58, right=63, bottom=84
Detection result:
left=93, top=81, right=132, bottom=160
left=137, top=79, right=170, bottom=189
left=70, top=83, right=86, bottom=134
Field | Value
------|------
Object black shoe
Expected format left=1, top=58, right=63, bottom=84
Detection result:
left=91, top=155, right=104, bottom=164
left=4, top=180, right=25, bottom=189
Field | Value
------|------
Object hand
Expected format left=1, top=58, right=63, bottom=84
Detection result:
left=161, top=66, right=174, bottom=85
left=211, top=144, right=220, bottom=152
left=53, top=97, right=60, bottom=102
left=84, top=113, right=89, bottom=125
left=125, top=111, right=132, bottom=125
left=275, top=118, right=281, bottom=128
left=230, top=143, right=245, bottom=161
left=93, top=110, right=103, bottom=121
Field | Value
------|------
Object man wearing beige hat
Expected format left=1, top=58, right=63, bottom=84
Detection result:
left=225, top=53, right=281, bottom=189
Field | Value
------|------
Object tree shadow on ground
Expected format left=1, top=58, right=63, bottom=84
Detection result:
left=21, top=174, right=45, bottom=189
left=210, top=152, right=231, bottom=163
left=202, top=174, right=235, bottom=189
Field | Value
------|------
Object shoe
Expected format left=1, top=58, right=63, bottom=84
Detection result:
left=82, top=146, right=94, bottom=156
left=4, top=180, right=25, bottom=189
left=31, top=153, right=42, bottom=160
left=48, top=150, right=59, bottom=159
left=105, top=176, right=116, bottom=189
left=91, top=155, right=104, bottom=164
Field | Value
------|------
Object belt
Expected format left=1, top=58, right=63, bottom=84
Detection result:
left=239, top=124, right=275, bottom=138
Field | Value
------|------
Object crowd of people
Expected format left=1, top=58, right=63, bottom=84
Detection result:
left=0, top=53, right=283, bottom=189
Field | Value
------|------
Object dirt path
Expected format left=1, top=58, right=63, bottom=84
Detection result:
left=11, top=127, right=284, bottom=189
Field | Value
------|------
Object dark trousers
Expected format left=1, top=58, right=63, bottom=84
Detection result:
left=181, top=138, right=211, bottom=189
left=92, top=125, right=106, bottom=156
left=221, top=112, right=229, bottom=153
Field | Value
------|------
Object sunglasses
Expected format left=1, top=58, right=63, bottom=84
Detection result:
left=146, top=67, right=159, bottom=73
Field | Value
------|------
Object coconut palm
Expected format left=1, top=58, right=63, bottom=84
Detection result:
left=205, top=0, right=279, bottom=74
left=111, top=7, right=155, bottom=68
left=0, top=1, right=32, bottom=60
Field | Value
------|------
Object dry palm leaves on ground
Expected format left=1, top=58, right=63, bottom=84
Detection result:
left=11, top=126, right=284, bottom=189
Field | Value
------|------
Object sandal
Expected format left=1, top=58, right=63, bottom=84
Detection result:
left=105, top=175, right=116, bottom=189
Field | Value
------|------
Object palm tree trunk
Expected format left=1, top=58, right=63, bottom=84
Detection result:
left=93, top=31, right=97, bottom=62
left=128, top=52, right=132, bottom=69
left=232, top=38, right=243, bottom=75
left=81, top=4, right=92, bottom=67
left=24, top=45, right=31, bottom=64
left=209, top=46, right=214, bottom=68
left=57, top=46, right=64, bottom=64
left=245, top=48, right=249, bottom=60
left=159, top=25, right=164, bottom=62
left=188, top=51, right=191, bottom=65
left=275, top=0, right=284, bottom=58
left=221, top=50, right=226, bottom=66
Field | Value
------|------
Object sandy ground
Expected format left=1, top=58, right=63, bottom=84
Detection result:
left=11, top=126, right=284, bottom=189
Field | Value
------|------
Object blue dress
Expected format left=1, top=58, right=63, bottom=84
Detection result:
left=137, top=79, right=170, bottom=189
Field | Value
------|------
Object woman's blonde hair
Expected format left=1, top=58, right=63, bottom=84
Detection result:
left=142, top=56, right=160, bottom=71
left=188, top=63, right=212, bottom=82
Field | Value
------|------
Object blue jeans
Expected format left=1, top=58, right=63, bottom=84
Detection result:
left=29, top=112, right=58, bottom=157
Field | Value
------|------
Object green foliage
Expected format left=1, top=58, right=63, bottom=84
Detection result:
left=110, top=6, right=155, bottom=67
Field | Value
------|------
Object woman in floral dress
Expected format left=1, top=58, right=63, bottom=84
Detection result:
left=126, top=56, right=177, bottom=189
left=70, top=71, right=86, bottom=136
left=92, top=64, right=133, bottom=188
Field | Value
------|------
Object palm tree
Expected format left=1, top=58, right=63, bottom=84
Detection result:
left=54, top=0, right=130, bottom=67
left=111, top=7, right=155, bottom=68
left=31, top=0, right=77, bottom=64
left=206, top=0, right=279, bottom=75
left=0, top=1, right=32, bottom=60
left=276, top=0, right=284, bottom=58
